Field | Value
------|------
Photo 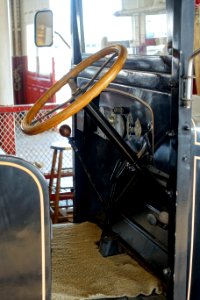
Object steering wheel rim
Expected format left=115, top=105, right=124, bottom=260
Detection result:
left=21, top=44, right=127, bottom=135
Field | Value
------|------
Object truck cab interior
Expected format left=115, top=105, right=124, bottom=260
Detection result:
left=1, top=0, right=200, bottom=300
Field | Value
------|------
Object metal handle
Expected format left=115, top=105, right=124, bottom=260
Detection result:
left=183, top=48, right=200, bottom=108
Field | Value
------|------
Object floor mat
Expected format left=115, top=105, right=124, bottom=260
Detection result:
left=51, top=222, right=163, bottom=300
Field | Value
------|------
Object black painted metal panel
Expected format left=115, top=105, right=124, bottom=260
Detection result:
left=72, top=0, right=196, bottom=299
left=81, top=54, right=173, bottom=74
left=186, top=116, right=200, bottom=300
left=79, top=65, right=175, bottom=93
left=0, top=155, right=51, bottom=300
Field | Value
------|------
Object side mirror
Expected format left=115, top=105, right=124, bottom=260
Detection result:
left=34, top=10, right=53, bottom=47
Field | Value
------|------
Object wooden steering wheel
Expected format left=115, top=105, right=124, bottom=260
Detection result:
left=21, top=45, right=127, bottom=135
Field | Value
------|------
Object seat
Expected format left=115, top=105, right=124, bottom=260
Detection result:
left=48, top=142, right=74, bottom=223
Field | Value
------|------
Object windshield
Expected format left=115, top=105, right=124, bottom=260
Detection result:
left=82, top=0, right=168, bottom=56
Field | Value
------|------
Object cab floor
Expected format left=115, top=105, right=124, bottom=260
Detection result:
left=90, top=295, right=166, bottom=300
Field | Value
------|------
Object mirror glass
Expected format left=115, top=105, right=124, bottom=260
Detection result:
left=35, top=10, right=53, bottom=47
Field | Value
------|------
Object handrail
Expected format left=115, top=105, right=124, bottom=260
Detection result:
left=183, top=48, right=200, bottom=108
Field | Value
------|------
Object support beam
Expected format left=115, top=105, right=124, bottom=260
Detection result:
left=0, top=0, right=14, bottom=105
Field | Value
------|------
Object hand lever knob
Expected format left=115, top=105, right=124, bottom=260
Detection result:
left=59, top=124, right=71, bottom=137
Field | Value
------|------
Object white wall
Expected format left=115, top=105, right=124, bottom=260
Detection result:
left=0, top=0, right=14, bottom=105
left=21, top=0, right=50, bottom=56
